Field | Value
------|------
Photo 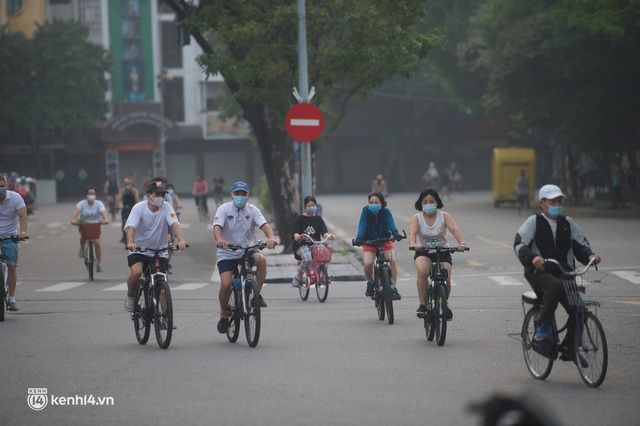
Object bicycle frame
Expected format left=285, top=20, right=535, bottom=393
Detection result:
left=353, top=231, right=406, bottom=324
left=298, top=234, right=332, bottom=285
left=411, top=244, right=468, bottom=345
left=231, top=244, right=263, bottom=316
left=0, top=235, right=28, bottom=320
left=521, top=258, right=608, bottom=387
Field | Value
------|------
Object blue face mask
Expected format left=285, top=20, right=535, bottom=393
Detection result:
left=233, top=196, right=248, bottom=208
left=305, top=206, right=317, bottom=215
left=368, top=204, right=381, bottom=213
left=422, top=204, right=437, bottom=214
left=546, top=204, right=563, bottom=218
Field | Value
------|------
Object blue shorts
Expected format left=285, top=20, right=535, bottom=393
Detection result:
left=0, top=240, right=19, bottom=267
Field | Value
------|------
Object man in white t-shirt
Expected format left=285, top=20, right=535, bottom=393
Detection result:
left=0, top=175, right=28, bottom=311
left=122, top=180, right=187, bottom=312
left=213, top=181, right=277, bottom=334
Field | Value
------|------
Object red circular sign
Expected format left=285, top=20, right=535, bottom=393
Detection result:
left=285, top=103, right=325, bottom=142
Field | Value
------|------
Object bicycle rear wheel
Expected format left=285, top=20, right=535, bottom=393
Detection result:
left=299, top=273, right=310, bottom=301
left=133, top=282, right=151, bottom=344
left=226, top=288, right=241, bottom=343
left=434, top=283, right=447, bottom=345
left=244, top=280, right=261, bottom=347
left=316, top=265, right=329, bottom=303
left=87, top=240, right=95, bottom=282
left=575, top=311, right=608, bottom=387
left=154, top=280, right=173, bottom=349
left=380, top=266, right=394, bottom=325
left=522, top=306, right=553, bottom=380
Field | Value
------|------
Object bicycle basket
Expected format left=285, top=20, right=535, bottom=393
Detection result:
left=561, top=270, right=607, bottom=306
left=79, top=223, right=101, bottom=240
left=311, top=244, right=332, bottom=263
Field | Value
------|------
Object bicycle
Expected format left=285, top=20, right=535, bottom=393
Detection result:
left=131, top=244, right=186, bottom=349
left=521, top=258, right=608, bottom=387
left=195, top=195, right=208, bottom=222
left=225, top=241, right=267, bottom=347
left=106, top=194, right=117, bottom=221
left=352, top=231, right=406, bottom=325
left=410, top=244, right=469, bottom=346
left=75, top=222, right=104, bottom=282
left=0, top=235, right=29, bottom=321
left=297, top=234, right=332, bottom=303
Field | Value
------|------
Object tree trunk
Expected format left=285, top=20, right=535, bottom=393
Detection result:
left=243, top=104, right=300, bottom=253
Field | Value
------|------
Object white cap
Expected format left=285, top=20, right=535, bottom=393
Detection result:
left=538, top=184, right=566, bottom=200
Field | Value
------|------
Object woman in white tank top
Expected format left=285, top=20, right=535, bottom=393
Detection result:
left=408, top=188, right=467, bottom=318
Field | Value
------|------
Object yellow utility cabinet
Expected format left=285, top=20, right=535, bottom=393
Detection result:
left=492, top=148, right=535, bottom=207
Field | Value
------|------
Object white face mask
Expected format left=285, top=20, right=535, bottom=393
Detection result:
left=87, top=194, right=96, bottom=202
left=151, top=196, right=164, bottom=207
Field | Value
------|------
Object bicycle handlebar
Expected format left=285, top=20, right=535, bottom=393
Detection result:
left=544, top=257, right=597, bottom=275
left=410, top=245, right=470, bottom=253
left=127, top=243, right=189, bottom=253
left=227, top=241, right=269, bottom=251
left=0, top=235, right=29, bottom=243
left=299, top=234, right=332, bottom=245
left=352, top=230, right=407, bottom=247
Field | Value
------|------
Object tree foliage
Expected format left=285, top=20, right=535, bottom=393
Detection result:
left=453, top=0, right=640, bottom=194
left=0, top=21, right=110, bottom=177
left=185, top=0, right=444, bottom=250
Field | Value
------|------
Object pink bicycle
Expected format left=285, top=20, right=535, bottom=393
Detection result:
left=297, top=234, right=332, bottom=303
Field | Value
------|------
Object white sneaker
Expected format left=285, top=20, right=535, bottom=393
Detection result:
left=291, top=276, right=301, bottom=288
left=124, top=297, right=135, bottom=312
left=8, top=301, right=20, bottom=311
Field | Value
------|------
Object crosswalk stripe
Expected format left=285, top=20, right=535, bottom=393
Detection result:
left=611, top=271, right=640, bottom=285
left=35, top=282, right=86, bottom=292
left=488, top=276, right=524, bottom=286
left=172, top=283, right=208, bottom=290
left=103, top=283, right=128, bottom=291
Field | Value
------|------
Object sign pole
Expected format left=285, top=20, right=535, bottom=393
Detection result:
left=297, top=0, right=312, bottom=205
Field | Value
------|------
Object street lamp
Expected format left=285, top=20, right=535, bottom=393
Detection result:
left=156, top=69, right=173, bottom=177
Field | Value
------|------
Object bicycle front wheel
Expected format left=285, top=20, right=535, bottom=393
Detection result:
left=575, top=311, right=608, bottom=387
left=316, top=265, right=329, bottom=303
left=226, top=288, right=241, bottom=343
left=0, top=267, right=6, bottom=322
left=87, top=240, right=95, bottom=282
left=380, top=266, right=394, bottom=325
left=244, top=279, right=261, bottom=347
left=522, top=306, right=553, bottom=380
left=299, top=272, right=310, bottom=301
left=133, top=282, right=151, bottom=345
left=434, top=283, right=447, bottom=345
left=154, top=280, right=173, bottom=349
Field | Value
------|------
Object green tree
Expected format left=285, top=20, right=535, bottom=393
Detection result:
left=459, top=0, right=640, bottom=197
left=184, top=0, right=444, bottom=251
left=0, top=21, right=110, bottom=178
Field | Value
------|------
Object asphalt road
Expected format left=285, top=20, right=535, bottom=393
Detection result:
left=1, top=191, right=639, bottom=426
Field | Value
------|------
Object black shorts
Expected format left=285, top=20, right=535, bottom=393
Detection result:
left=414, top=251, right=452, bottom=265
left=128, top=253, right=168, bottom=268
left=217, top=249, right=258, bottom=274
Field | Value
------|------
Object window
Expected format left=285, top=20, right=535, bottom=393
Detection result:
left=161, top=21, right=182, bottom=68
left=162, top=78, right=184, bottom=122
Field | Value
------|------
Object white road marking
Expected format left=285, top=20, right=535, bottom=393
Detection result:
left=45, top=222, right=62, bottom=228
left=102, top=283, right=128, bottom=291
left=172, top=283, right=209, bottom=290
left=611, top=270, right=640, bottom=284
left=35, top=282, right=86, bottom=292
left=488, top=276, right=524, bottom=286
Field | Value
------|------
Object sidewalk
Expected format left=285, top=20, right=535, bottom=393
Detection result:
left=263, top=240, right=365, bottom=284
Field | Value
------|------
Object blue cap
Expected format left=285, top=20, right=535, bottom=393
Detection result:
left=230, top=181, right=250, bottom=193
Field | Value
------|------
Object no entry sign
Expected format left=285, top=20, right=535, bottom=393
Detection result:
left=285, top=103, right=325, bottom=142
